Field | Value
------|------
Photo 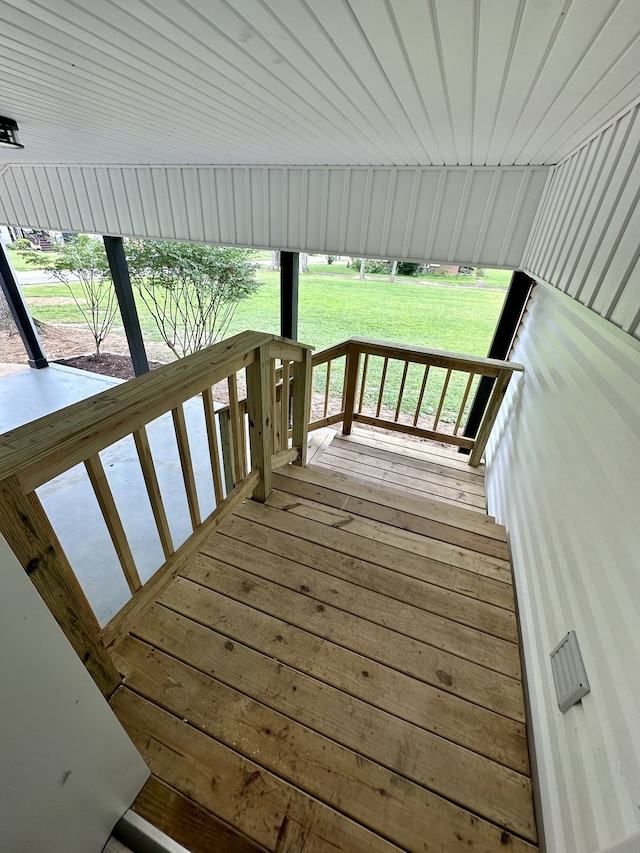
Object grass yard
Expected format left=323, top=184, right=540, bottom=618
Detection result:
left=24, top=270, right=507, bottom=421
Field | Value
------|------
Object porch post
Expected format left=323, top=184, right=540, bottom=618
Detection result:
left=280, top=251, right=299, bottom=340
left=0, top=239, right=48, bottom=368
left=103, top=236, right=149, bottom=377
left=461, top=269, right=535, bottom=452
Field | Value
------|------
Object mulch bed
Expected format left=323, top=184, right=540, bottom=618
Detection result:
left=54, top=352, right=165, bottom=380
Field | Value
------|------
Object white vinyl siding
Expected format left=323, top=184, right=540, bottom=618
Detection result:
left=485, top=283, right=640, bottom=853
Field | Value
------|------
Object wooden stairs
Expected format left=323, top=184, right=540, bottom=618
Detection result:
left=109, top=453, right=537, bottom=852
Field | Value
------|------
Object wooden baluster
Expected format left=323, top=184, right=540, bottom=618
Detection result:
left=358, top=353, right=369, bottom=413
left=323, top=360, right=332, bottom=418
left=0, top=475, right=120, bottom=697
left=453, top=373, right=475, bottom=436
left=133, top=426, right=174, bottom=558
left=280, top=359, right=291, bottom=451
left=375, top=357, right=389, bottom=418
left=293, top=348, right=312, bottom=466
left=342, top=345, right=361, bottom=435
left=413, top=364, right=430, bottom=426
left=227, top=373, right=245, bottom=483
left=201, top=388, right=224, bottom=505
left=171, top=404, right=201, bottom=530
left=218, top=407, right=236, bottom=495
left=85, top=453, right=142, bottom=593
left=432, top=368, right=452, bottom=432
left=246, top=344, right=272, bottom=501
left=271, top=359, right=279, bottom=453
left=469, top=368, right=513, bottom=466
left=394, top=361, right=409, bottom=422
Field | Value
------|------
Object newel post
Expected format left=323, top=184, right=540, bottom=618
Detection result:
left=246, top=344, right=273, bottom=501
left=292, top=348, right=312, bottom=467
left=342, top=343, right=361, bottom=435
left=0, top=475, right=121, bottom=697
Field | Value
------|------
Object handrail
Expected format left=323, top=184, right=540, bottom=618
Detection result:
left=308, top=338, right=522, bottom=467
left=0, top=330, right=312, bottom=696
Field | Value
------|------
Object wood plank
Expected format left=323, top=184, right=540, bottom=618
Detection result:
left=201, top=388, right=224, bottom=505
left=0, top=475, right=120, bottom=697
left=218, top=515, right=516, bottom=641
left=318, top=451, right=487, bottom=511
left=279, top=359, right=290, bottom=453
left=470, top=367, right=515, bottom=467
left=292, top=348, right=312, bottom=467
left=6, top=330, right=269, bottom=492
left=178, top=560, right=525, bottom=721
left=133, top=776, right=267, bottom=853
left=331, top=431, right=487, bottom=488
left=234, top=498, right=515, bottom=611
left=305, top=429, right=335, bottom=465
left=278, top=460, right=504, bottom=539
left=344, top=427, right=487, bottom=472
left=133, top=426, right=174, bottom=559
left=202, top=535, right=519, bottom=676
left=117, top=635, right=534, bottom=852
left=85, top=453, right=142, bottom=594
left=354, top=413, right=475, bottom=451
left=171, top=404, right=201, bottom=530
left=323, top=440, right=486, bottom=498
left=151, top=578, right=529, bottom=773
left=128, top=604, right=535, bottom=841
left=342, top=345, right=361, bottom=434
left=271, top=469, right=507, bottom=560
left=349, top=336, right=523, bottom=376
left=265, top=490, right=510, bottom=584
left=227, top=372, right=245, bottom=483
left=101, top=470, right=260, bottom=648
left=111, top=687, right=402, bottom=853
left=246, top=343, right=272, bottom=502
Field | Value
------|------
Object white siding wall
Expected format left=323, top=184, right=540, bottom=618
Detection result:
left=0, top=163, right=548, bottom=268
left=485, top=283, right=640, bottom=853
left=0, top=534, right=149, bottom=852
left=523, top=103, right=640, bottom=340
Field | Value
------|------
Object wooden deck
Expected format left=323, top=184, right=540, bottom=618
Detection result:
left=308, top=427, right=488, bottom=512
left=109, top=435, right=536, bottom=852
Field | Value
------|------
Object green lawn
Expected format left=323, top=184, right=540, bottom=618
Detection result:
left=25, top=270, right=506, bottom=421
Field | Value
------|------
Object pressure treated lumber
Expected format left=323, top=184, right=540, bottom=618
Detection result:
left=180, top=558, right=525, bottom=720
left=271, top=468, right=507, bottom=558
left=111, top=688, right=401, bottom=852
left=153, top=577, right=529, bottom=773
left=234, top=498, right=515, bottom=611
left=132, top=776, right=266, bottom=853
left=126, top=606, right=535, bottom=840
left=116, top=635, right=535, bottom=852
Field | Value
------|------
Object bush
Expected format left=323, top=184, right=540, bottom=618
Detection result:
left=11, top=238, right=33, bottom=251
left=396, top=262, right=422, bottom=277
left=350, top=258, right=391, bottom=274
left=326, top=255, right=336, bottom=265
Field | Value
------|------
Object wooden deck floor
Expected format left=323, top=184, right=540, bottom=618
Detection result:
left=109, top=437, right=537, bottom=852
left=309, top=427, right=488, bottom=512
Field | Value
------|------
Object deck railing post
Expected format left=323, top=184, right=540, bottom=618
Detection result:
left=468, top=368, right=514, bottom=466
left=246, top=343, right=273, bottom=501
left=292, top=348, right=312, bottom=466
left=0, top=475, right=120, bottom=696
left=342, top=344, right=361, bottom=435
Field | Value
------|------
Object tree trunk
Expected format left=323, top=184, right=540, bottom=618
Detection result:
left=270, top=251, right=280, bottom=271
left=390, top=260, right=398, bottom=282
left=359, top=258, right=366, bottom=280
left=299, top=253, right=308, bottom=273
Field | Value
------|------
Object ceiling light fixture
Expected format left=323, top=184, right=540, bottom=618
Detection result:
left=0, top=117, right=24, bottom=149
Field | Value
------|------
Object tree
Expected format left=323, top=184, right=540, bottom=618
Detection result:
left=24, top=234, right=116, bottom=356
left=299, top=252, right=309, bottom=273
left=125, top=240, right=260, bottom=358
left=389, top=260, right=398, bottom=282
left=270, top=250, right=280, bottom=271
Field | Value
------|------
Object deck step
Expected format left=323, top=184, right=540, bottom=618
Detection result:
left=277, top=458, right=504, bottom=539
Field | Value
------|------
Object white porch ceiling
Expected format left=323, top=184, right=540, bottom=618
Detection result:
left=1, top=0, right=640, bottom=169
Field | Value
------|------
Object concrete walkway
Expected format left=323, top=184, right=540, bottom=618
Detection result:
left=0, top=364, right=220, bottom=625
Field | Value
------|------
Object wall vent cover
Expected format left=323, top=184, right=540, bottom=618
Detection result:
left=550, top=630, right=590, bottom=712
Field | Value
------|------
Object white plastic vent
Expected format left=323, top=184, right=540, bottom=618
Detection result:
left=550, top=630, right=590, bottom=712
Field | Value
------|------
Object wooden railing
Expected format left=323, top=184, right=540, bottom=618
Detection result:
left=308, top=338, right=523, bottom=467
left=0, top=331, right=312, bottom=696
